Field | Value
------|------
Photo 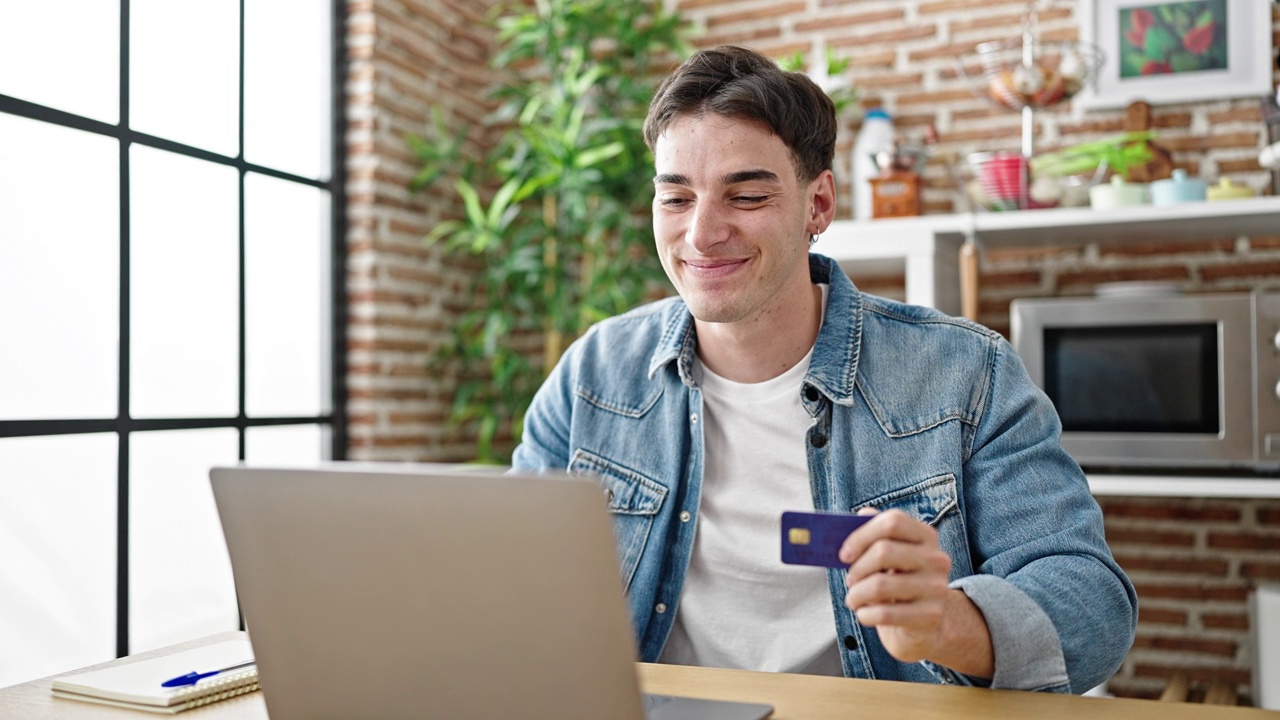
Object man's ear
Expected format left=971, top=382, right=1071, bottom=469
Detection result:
left=807, top=170, right=837, bottom=235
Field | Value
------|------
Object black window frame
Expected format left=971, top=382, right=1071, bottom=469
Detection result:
left=0, top=0, right=348, bottom=659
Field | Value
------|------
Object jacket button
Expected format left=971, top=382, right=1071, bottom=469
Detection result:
left=655, top=603, right=668, bottom=614
left=804, top=386, right=819, bottom=402
left=811, top=433, right=827, bottom=448
left=679, top=510, right=692, bottom=522
left=843, top=635, right=858, bottom=650
left=690, top=413, right=699, bottom=424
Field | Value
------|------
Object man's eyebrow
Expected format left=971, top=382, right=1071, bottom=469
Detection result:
left=653, top=170, right=782, bottom=186
left=654, top=173, right=690, bottom=185
left=723, top=169, right=781, bottom=185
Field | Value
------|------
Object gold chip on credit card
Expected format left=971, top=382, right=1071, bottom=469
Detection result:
left=788, top=527, right=811, bottom=545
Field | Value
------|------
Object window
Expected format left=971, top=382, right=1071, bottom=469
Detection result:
left=0, top=1, right=345, bottom=687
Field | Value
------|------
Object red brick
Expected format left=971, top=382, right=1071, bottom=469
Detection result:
left=1131, top=664, right=1251, bottom=686
left=848, top=50, right=896, bottom=68
left=706, top=1, right=806, bottom=29
left=1056, top=266, right=1190, bottom=290
left=1201, top=261, right=1280, bottom=282
left=907, top=41, right=986, bottom=62
left=1163, top=132, right=1260, bottom=152
left=829, top=26, right=937, bottom=48
left=1104, top=527, right=1196, bottom=547
left=1138, top=607, right=1188, bottom=626
left=1208, top=107, right=1263, bottom=124
left=1097, top=501, right=1241, bottom=522
left=1203, top=530, right=1280, bottom=550
left=918, top=0, right=1027, bottom=14
left=979, top=270, right=1040, bottom=287
left=1201, top=613, right=1249, bottom=630
left=1113, top=555, right=1230, bottom=577
left=1152, top=112, right=1192, bottom=129
left=984, top=246, right=1081, bottom=263
left=1095, top=238, right=1236, bottom=257
left=794, top=8, right=905, bottom=33
left=1259, top=506, right=1280, bottom=524
left=852, top=72, right=925, bottom=89
left=693, top=26, right=782, bottom=48
left=1216, top=159, right=1263, bottom=174
left=1132, top=635, right=1237, bottom=657
left=1241, top=562, right=1280, bottom=580
left=1131, top=584, right=1250, bottom=602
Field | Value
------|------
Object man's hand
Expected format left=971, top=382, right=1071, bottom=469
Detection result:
left=838, top=508, right=993, bottom=678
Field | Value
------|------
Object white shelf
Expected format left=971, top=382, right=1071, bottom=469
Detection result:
left=812, top=195, right=1280, bottom=314
left=813, top=197, right=1280, bottom=495
left=1088, top=474, right=1280, bottom=498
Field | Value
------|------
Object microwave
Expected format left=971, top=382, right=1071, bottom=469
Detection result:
left=1010, top=290, right=1280, bottom=472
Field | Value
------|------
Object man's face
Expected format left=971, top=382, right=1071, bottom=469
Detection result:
left=652, top=114, right=821, bottom=326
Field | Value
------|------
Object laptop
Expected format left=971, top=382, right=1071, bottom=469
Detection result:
left=210, top=463, right=773, bottom=720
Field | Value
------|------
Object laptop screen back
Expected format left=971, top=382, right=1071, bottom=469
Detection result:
left=210, top=464, right=647, bottom=720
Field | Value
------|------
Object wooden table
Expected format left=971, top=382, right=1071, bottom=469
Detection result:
left=3, top=631, right=1277, bottom=719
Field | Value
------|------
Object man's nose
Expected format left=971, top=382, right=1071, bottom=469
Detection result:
left=685, top=202, right=729, bottom=253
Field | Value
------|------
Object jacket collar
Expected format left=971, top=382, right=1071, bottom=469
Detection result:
left=647, top=253, right=863, bottom=403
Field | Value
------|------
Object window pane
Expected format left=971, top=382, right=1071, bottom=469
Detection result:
left=0, top=3, right=120, bottom=123
left=129, top=428, right=239, bottom=654
left=244, top=0, right=331, bottom=179
left=0, top=434, right=116, bottom=688
left=130, top=1, right=238, bottom=156
left=130, top=145, right=239, bottom=419
left=0, top=114, right=119, bottom=420
left=245, top=174, right=329, bottom=418
left=246, top=424, right=328, bottom=465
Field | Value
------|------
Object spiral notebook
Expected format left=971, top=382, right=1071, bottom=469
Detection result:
left=51, top=638, right=259, bottom=714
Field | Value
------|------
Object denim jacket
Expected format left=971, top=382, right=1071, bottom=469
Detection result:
left=513, top=253, right=1137, bottom=693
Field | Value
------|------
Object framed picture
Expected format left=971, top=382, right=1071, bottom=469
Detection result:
left=1076, top=0, right=1274, bottom=109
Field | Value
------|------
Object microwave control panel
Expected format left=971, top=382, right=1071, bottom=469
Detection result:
left=1258, top=292, right=1280, bottom=459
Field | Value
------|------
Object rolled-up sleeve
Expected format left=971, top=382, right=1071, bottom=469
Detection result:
left=951, top=338, right=1138, bottom=693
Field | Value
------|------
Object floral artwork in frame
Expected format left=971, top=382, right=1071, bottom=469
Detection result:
left=1077, top=0, right=1274, bottom=109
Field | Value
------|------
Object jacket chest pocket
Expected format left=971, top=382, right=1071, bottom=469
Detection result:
left=853, top=473, right=973, bottom=579
left=570, top=450, right=667, bottom=592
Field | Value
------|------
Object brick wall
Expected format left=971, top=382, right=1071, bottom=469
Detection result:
left=1099, top=497, right=1280, bottom=700
left=349, top=0, right=1280, bottom=701
left=345, top=0, right=500, bottom=461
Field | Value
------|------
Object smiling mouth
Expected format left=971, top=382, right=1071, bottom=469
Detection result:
left=684, top=258, right=748, bottom=278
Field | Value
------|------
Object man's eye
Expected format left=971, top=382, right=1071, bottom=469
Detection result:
left=659, top=197, right=689, bottom=207
left=735, top=195, right=767, bottom=204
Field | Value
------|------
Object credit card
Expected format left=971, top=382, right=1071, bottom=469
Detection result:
left=780, top=511, right=872, bottom=568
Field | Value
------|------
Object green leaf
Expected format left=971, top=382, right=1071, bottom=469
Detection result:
left=423, top=219, right=465, bottom=247
left=455, top=179, right=486, bottom=229
left=1143, top=27, right=1176, bottom=61
left=487, top=176, right=524, bottom=229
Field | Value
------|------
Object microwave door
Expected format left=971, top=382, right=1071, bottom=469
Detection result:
left=1014, top=294, right=1261, bottom=470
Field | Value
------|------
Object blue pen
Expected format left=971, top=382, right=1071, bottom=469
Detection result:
left=161, top=660, right=255, bottom=688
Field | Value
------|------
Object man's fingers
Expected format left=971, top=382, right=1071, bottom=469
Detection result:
left=838, top=509, right=937, bottom=564
left=844, top=567, right=950, bottom=608
left=851, top=597, right=947, bottom=630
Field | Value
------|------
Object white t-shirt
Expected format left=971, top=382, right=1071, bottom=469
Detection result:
left=660, top=285, right=842, bottom=676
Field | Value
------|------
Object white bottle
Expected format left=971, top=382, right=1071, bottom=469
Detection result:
left=853, top=108, right=894, bottom=221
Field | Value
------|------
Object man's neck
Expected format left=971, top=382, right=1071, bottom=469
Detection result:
left=694, top=283, right=823, bottom=384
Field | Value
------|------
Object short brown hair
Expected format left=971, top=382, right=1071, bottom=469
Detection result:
left=643, top=45, right=836, bottom=183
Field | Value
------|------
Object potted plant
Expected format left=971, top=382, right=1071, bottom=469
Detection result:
left=408, top=0, right=688, bottom=462
left=1027, top=130, right=1156, bottom=206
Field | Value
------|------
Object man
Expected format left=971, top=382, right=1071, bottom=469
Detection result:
left=512, top=45, right=1136, bottom=693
